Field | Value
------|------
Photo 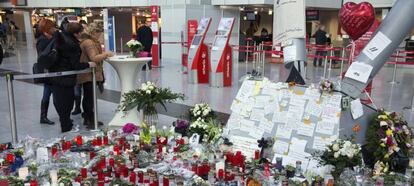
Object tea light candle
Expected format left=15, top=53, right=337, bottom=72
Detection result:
left=50, top=170, right=58, bottom=185
left=18, top=167, right=29, bottom=180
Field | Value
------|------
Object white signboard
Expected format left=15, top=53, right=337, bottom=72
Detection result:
left=273, top=0, right=306, bottom=45
left=217, top=18, right=235, bottom=35
left=345, top=62, right=373, bottom=84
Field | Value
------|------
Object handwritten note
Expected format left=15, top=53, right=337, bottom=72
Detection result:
left=290, top=137, right=308, bottom=153
left=264, top=101, right=279, bottom=115
left=313, top=136, right=335, bottom=151
left=230, top=136, right=261, bottom=159
left=316, top=121, right=335, bottom=135
left=273, top=140, right=290, bottom=155
left=297, top=122, right=316, bottom=137
left=249, top=127, right=265, bottom=139
left=306, top=100, right=322, bottom=117
left=254, top=96, right=271, bottom=108
left=273, top=111, right=288, bottom=124
left=345, top=62, right=373, bottom=83
left=351, top=98, right=364, bottom=119
left=259, top=118, right=275, bottom=132
left=275, top=124, right=293, bottom=139
left=250, top=108, right=265, bottom=121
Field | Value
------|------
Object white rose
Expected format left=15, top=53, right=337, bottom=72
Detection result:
left=197, top=111, right=201, bottom=115
left=203, top=110, right=209, bottom=116
left=146, top=90, right=151, bottom=94
left=334, top=152, right=340, bottom=158
left=332, top=144, right=339, bottom=151
left=347, top=152, right=354, bottom=159
left=380, top=121, right=388, bottom=127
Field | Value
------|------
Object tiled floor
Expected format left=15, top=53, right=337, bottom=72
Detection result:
left=1, top=42, right=413, bottom=143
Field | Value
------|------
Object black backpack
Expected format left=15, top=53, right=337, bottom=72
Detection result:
left=37, top=37, right=58, bottom=70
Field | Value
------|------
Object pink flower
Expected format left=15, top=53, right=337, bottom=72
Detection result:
left=122, top=123, right=139, bottom=134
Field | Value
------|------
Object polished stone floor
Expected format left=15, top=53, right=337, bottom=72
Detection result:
left=0, top=42, right=413, bottom=143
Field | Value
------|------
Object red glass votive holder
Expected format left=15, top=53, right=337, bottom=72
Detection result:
left=81, top=167, right=87, bottom=178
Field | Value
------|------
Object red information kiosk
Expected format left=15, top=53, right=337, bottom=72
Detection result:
left=209, top=18, right=235, bottom=87
left=188, top=18, right=212, bottom=84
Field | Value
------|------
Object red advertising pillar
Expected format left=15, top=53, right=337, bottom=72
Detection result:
left=223, top=45, right=232, bottom=86
left=150, top=6, right=160, bottom=67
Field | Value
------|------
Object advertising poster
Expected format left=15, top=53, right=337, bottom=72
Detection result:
left=273, top=0, right=306, bottom=45
left=107, top=16, right=115, bottom=52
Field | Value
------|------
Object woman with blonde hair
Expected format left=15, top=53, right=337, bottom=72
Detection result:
left=78, top=24, right=113, bottom=128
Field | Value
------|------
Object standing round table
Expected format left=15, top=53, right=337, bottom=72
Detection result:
left=105, top=55, right=152, bottom=128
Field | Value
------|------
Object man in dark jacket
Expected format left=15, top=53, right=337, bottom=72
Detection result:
left=313, top=25, right=328, bottom=67
left=50, top=22, right=96, bottom=133
left=136, top=22, right=153, bottom=69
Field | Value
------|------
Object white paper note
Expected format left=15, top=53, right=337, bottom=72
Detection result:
left=239, top=119, right=256, bottom=132
left=249, top=127, right=265, bottom=139
left=36, top=147, right=49, bottom=163
left=306, top=100, right=322, bottom=117
left=259, top=118, right=275, bottom=132
left=264, top=101, right=279, bottom=115
left=275, top=124, right=293, bottom=139
left=297, top=122, right=316, bottom=137
left=273, top=140, right=290, bottom=155
left=345, top=62, right=373, bottom=83
left=290, top=137, right=308, bottom=153
left=316, top=121, right=335, bottom=135
left=254, top=96, right=271, bottom=108
left=250, top=108, right=265, bottom=121
left=273, top=111, right=288, bottom=124
left=362, top=31, right=392, bottom=60
left=350, top=98, right=364, bottom=119
left=312, top=136, right=335, bottom=151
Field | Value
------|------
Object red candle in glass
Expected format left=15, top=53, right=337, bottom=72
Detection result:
left=119, top=137, right=125, bottom=146
left=125, top=143, right=131, bottom=150
left=163, top=176, right=169, bottom=186
left=76, top=135, right=83, bottom=146
left=98, top=181, right=104, bottom=186
left=96, top=136, right=102, bottom=146
left=254, top=150, right=260, bottom=160
left=173, top=146, right=179, bottom=152
left=92, top=139, right=97, bottom=146
left=191, top=163, right=197, bottom=173
left=114, top=171, right=120, bottom=178
left=6, top=153, right=14, bottom=163
left=75, top=176, right=82, bottom=183
left=90, top=151, right=96, bottom=160
left=81, top=167, right=87, bottom=178
left=65, top=141, right=72, bottom=150
left=51, top=145, right=58, bottom=157
left=158, top=145, right=163, bottom=154
left=129, top=171, right=136, bottom=184
left=109, top=158, right=115, bottom=167
left=138, top=172, right=144, bottom=183
left=218, top=169, right=224, bottom=179
left=113, top=145, right=120, bottom=155
left=98, top=170, right=104, bottom=181
left=61, top=140, right=67, bottom=151
left=103, top=136, right=109, bottom=146
left=122, top=166, right=129, bottom=177
left=30, top=180, right=38, bottom=186
left=100, top=156, right=106, bottom=169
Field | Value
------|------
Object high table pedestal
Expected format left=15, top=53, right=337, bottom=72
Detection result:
left=105, top=55, right=151, bottom=128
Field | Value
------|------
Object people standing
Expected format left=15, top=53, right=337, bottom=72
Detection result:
left=78, top=25, right=113, bottom=129
left=36, top=19, right=56, bottom=125
left=136, top=21, right=153, bottom=69
left=313, top=25, right=328, bottom=67
left=50, top=22, right=96, bottom=133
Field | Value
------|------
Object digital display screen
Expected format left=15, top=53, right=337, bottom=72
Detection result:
left=246, top=12, right=256, bottom=21
left=191, top=35, right=203, bottom=46
left=213, top=36, right=227, bottom=48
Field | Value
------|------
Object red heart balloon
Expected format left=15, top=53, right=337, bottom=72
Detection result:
left=339, top=2, right=375, bottom=41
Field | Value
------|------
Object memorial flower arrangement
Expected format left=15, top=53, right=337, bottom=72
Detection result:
left=189, top=119, right=222, bottom=144
left=319, top=79, right=334, bottom=94
left=189, top=103, right=215, bottom=122
left=365, top=109, right=414, bottom=176
left=126, top=39, right=143, bottom=57
left=313, top=139, right=362, bottom=181
left=119, top=81, right=185, bottom=126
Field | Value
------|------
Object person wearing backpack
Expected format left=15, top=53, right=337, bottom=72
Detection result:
left=50, top=22, right=96, bottom=133
left=36, top=19, right=56, bottom=125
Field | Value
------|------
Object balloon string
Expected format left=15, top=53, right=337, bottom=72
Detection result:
left=348, top=40, right=356, bottom=65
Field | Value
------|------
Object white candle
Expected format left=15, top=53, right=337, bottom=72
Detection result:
left=50, top=170, right=58, bottom=185
left=409, top=158, right=414, bottom=168
left=18, top=167, right=29, bottom=180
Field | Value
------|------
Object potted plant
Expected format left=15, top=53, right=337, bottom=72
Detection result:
left=126, top=39, right=143, bottom=58
left=118, top=81, right=185, bottom=126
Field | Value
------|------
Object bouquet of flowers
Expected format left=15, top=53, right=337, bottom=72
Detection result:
left=189, top=103, right=215, bottom=122
left=319, top=79, right=334, bottom=94
left=189, top=119, right=222, bottom=144
left=365, top=109, right=413, bottom=176
left=126, top=39, right=143, bottom=57
left=313, top=139, right=362, bottom=181
left=119, top=81, right=185, bottom=125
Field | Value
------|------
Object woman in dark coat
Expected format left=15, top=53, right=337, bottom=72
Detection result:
left=50, top=22, right=96, bottom=133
